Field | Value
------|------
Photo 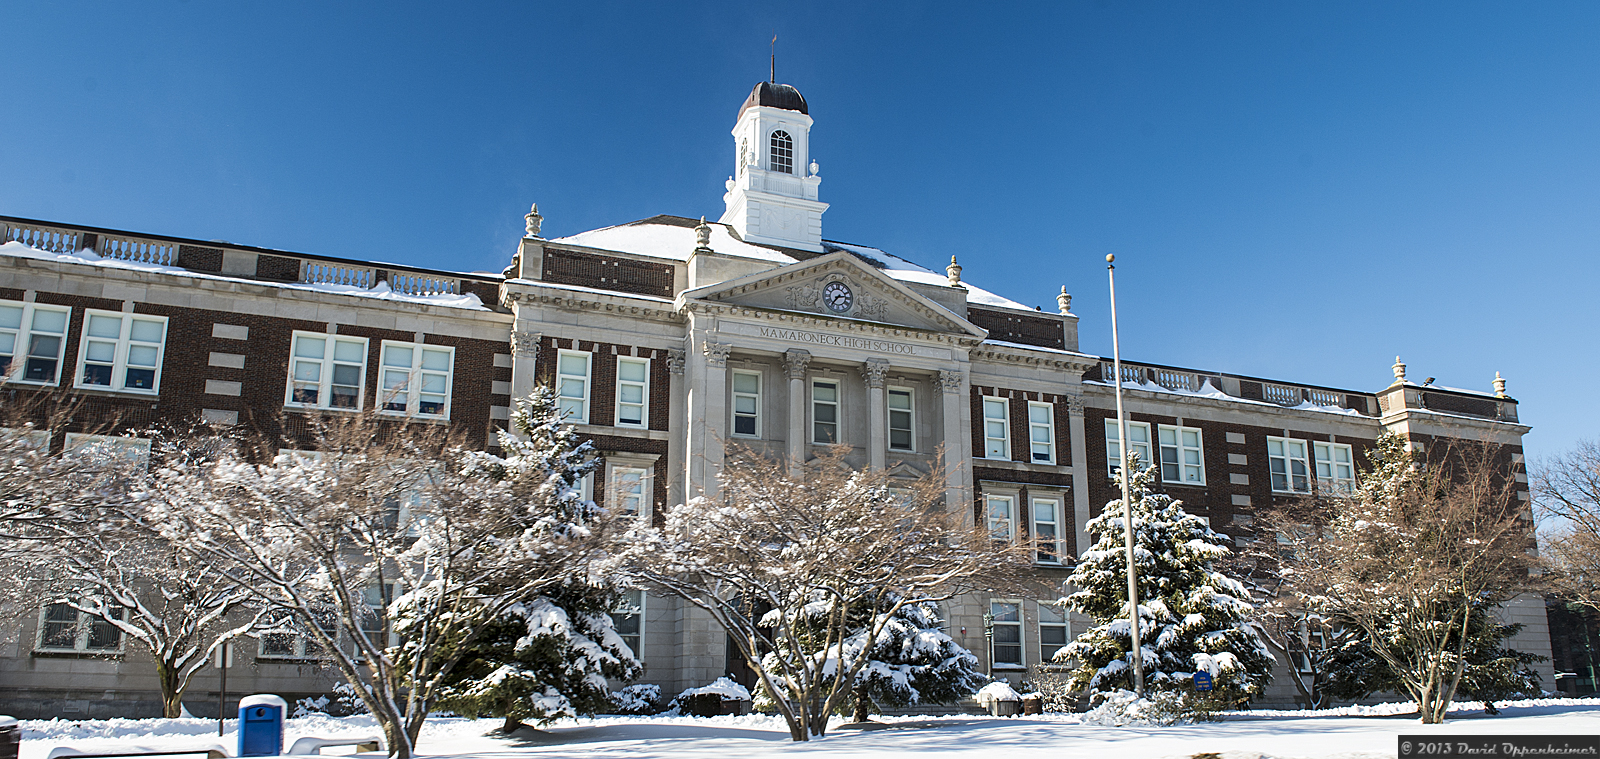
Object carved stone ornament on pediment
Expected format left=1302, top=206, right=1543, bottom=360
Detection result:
left=783, top=272, right=891, bottom=321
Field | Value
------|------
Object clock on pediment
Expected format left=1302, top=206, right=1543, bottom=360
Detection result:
left=822, top=281, right=853, bottom=313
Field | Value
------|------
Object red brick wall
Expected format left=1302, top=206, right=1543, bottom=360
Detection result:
left=969, top=308, right=1064, bottom=350
left=542, top=249, right=674, bottom=298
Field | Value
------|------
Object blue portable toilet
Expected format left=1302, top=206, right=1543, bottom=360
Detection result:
left=237, top=694, right=288, bottom=757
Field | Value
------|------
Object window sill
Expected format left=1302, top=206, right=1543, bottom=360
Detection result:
left=992, top=665, right=1027, bottom=671
left=1161, top=480, right=1208, bottom=488
left=32, top=649, right=125, bottom=659
left=284, top=404, right=363, bottom=415
left=73, top=384, right=159, bottom=396
left=375, top=411, right=451, bottom=425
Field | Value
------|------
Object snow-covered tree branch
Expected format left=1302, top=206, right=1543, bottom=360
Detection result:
left=623, top=445, right=1035, bottom=742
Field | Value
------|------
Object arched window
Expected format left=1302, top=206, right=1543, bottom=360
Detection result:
left=769, top=130, right=793, bottom=174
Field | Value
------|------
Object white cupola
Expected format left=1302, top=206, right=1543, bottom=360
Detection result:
left=719, top=80, right=829, bottom=252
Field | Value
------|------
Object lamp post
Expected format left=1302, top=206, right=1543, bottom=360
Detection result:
left=1107, top=253, right=1145, bottom=698
left=982, top=610, right=996, bottom=678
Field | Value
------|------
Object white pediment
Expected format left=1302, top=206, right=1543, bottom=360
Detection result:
left=681, top=252, right=986, bottom=338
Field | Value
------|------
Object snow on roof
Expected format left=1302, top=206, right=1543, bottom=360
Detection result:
left=1083, top=377, right=1368, bottom=417
left=554, top=219, right=796, bottom=264
left=823, top=241, right=1033, bottom=311
left=1397, top=380, right=1501, bottom=399
left=0, top=242, right=489, bottom=311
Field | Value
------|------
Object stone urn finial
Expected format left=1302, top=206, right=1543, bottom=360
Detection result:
left=1392, top=356, right=1407, bottom=384
left=1057, top=286, right=1072, bottom=315
left=524, top=203, right=543, bottom=238
left=1493, top=371, right=1508, bottom=398
left=695, top=216, right=712, bottom=252
left=809, top=159, right=820, bottom=177
left=946, top=256, right=962, bottom=286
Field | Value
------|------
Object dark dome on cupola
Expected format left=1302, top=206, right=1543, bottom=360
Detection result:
left=739, top=81, right=808, bottom=116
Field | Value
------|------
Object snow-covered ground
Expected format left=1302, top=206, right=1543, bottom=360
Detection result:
left=19, top=697, right=1600, bottom=759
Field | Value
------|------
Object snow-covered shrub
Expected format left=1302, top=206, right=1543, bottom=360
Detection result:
left=1022, top=665, right=1082, bottom=713
left=610, top=683, right=663, bottom=715
left=292, top=695, right=331, bottom=718
left=667, top=677, right=752, bottom=715
left=1080, top=689, right=1192, bottom=726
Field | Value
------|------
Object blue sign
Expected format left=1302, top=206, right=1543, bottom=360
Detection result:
left=1193, top=671, right=1214, bottom=691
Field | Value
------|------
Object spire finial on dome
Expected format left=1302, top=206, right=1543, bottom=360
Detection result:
left=770, top=33, right=777, bottom=83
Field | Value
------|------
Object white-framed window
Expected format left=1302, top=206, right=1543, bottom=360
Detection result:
left=1031, top=496, right=1063, bottom=564
left=377, top=341, right=454, bottom=419
left=1105, top=419, right=1152, bottom=475
left=1292, top=627, right=1326, bottom=674
left=0, top=301, right=70, bottom=385
left=556, top=350, right=592, bottom=423
left=286, top=332, right=368, bottom=411
left=1268, top=437, right=1311, bottom=493
left=770, top=130, right=793, bottom=174
left=616, top=357, right=650, bottom=428
left=356, top=583, right=395, bottom=654
left=610, top=465, right=650, bottom=518
left=611, top=589, right=644, bottom=658
left=1158, top=425, right=1205, bottom=485
left=579, top=472, right=594, bottom=505
left=36, top=603, right=123, bottom=653
left=986, top=493, right=1016, bottom=541
left=990, top=600, right=1024, bottom=669
left=1028, top=401, right=1055, bottom=464
left=1313, top=442, right=1356, bottom=493
left=982, top=397, right=1010, bottom=460
left=888, top=387, right=914, bottom=452
left=1038, top=601, right=1069, bottom=663
left=63, top=433, right=151, bottom=468
left=732, top=370, right=761, bottom=438
left=812, top=379, right=839, bottom=444
left=76, top=310, right=167, bottom=394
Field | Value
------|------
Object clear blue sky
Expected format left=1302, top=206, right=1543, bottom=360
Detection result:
left=3, top=1, right=1596, bottom=461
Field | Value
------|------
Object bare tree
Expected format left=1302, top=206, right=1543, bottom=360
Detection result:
left=1535, top=439, right=1600, bottom=612
left=146, top=391, right=625, bottom=758
left=1267, top=433, right=1535, bottom=723
left=623, top=445, right=1035, bottom=742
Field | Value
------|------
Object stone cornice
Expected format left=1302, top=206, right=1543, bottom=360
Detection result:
left=502, top=283, right=685, bottom=324
left=970, top=344, right=1099, bottom=373
left=1378, top=407, right=1532, bottom=436
left=682, top=300, right=984, bottom=347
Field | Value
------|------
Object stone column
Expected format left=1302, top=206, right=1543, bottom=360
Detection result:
left=1065, top=393, right=1091, bottom=558
left=665, top=348, right=687, bottom=509
left=939, top=369, right=969, bottom=517
left=784, top=349, right=811, bottom=476
left=690, top=339, right=732, bottom=498
left=508, top=329, right=541, bottom=435
left=863, top=359, right=889, bottom=470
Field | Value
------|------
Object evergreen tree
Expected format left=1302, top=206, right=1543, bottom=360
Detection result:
left=399, top=387, right=639, bottom=731
left=1059, top=460, right=1274, bottom=713
left=839, top=600, right=987, bottom=722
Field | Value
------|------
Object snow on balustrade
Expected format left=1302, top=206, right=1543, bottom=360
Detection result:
left=1152, top=369, right=1196, bottom=392
left=1262, top=383, right=1301, bottom=406
left=2, top=222, right=83, bottom=253
left=1307, top=388, right=1342, bottom=407
left=387, top=272, right=459, bottom=296
left=300, top=260, right=374, bottom=289
left=98, top=235, right=175, bottom=266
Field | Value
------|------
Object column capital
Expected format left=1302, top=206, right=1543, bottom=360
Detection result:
left=703, top=340, right=732, bottom=368
left=1064, top=393, right=1085, bottom=415
left=512, top=330, right=541, bottom=359
left=862, top=358, right=889, bottom=389
left=783, top=349, right=812, bottom=380
left=938, top=369, right=964, bottom=394
left=666, top=348, right=687, bottom=375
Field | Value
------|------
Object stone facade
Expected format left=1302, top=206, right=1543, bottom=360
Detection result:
left=0, top=79, right=1545, bottom=716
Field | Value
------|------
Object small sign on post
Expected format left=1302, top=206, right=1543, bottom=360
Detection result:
left=213, top=640, right=234, bottom=737
left=1193, top=671, right=1213, bottom=692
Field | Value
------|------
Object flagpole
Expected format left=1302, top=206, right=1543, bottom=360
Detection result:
left=1107, top=253, right=1145, bottom=697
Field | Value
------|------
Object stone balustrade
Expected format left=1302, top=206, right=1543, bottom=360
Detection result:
left=2, top=215, right=495, bottom=307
